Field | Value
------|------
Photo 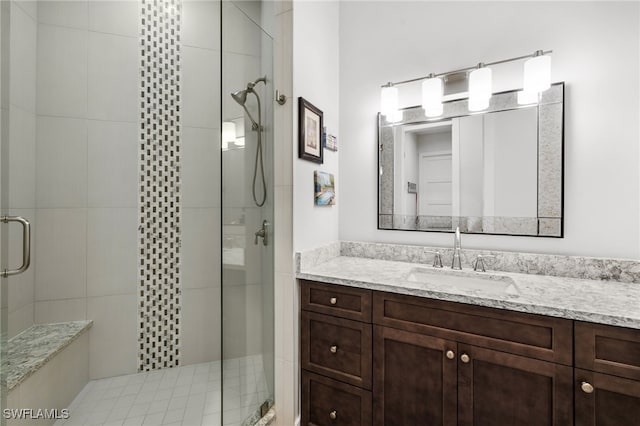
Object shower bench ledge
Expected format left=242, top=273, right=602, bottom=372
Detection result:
left=6, top=321, right=92, bottom=425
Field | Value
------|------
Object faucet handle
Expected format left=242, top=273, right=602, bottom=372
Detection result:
left=426, top=250, right=443, bottom=268
left=473, top=254, right=495, bottom=272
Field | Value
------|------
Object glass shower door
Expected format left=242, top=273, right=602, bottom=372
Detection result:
left=222, top=2, right=275, bottom=424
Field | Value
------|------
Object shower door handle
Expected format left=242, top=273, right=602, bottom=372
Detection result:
left=1, top=216, right=31, bottom=277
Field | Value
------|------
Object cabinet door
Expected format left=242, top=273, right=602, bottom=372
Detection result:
left=575, top=369, right=640, bottom=426
left=457, top=344, right=573, bottom=426
left=373, top=325, right=457, bottom=426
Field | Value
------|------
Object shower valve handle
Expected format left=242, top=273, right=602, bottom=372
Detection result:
left=254, top=220, right=269, bottom=246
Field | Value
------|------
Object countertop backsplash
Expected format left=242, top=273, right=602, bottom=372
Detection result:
left=297, top=241, right=640, bottom=284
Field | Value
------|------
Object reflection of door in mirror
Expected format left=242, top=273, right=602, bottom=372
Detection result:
left=398, top=121, right=453, bottom=230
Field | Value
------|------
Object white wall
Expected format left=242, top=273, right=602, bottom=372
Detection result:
left=293, top=0, right=339, bottom=252
left=339, top=1, right=640, bottom=259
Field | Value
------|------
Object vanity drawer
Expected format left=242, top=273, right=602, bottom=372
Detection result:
left=575, top=322, right=640, bottom=380
left=302, top=371, right=372, bottom=426
left=301, top=280, right=372, bottom=322
left=373, top=291, right=573, bottom=365
left=301, top=311, right=372, bottom=389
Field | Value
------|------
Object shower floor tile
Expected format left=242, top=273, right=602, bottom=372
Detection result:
left=54, top=356, right=271, bottom=426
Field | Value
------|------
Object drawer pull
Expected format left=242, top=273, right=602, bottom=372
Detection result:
left=581, top=381, right=594, bottom=394
left=329, top=410, right=337, bottom=420
left=330, top=345, right=338, bottom=354
left=446, top=350, right=455, bottom=360
left=461, top=353, right=470, bottom=363
left=330, top=297, right=337, bottom=305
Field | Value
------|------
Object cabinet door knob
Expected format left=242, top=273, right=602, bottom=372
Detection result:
left=330, top=345, right=338, bottom=354
left=581, top=381, right=594, bottom=394
left=329, top=410, right=337, bottom=420
left=330, top=297, right=337, bottom=305
left=446, top=350, right=455, bottom=360
left=460, top=353, right=470, bottom=363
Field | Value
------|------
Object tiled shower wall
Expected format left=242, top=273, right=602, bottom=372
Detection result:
left=7, top=0, right=222, bottom=379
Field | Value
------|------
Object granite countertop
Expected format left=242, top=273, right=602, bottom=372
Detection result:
left=297, top=255, right=640, bottom=329
left=8, top=320, right=93, bottom=390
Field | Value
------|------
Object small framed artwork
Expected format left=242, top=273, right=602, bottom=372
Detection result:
left=298, top=97, right=324, bottom=164
left=314, top=171, right=335, bottom=206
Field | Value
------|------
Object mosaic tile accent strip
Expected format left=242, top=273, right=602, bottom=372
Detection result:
left=138, top=0, right=183, bottom=371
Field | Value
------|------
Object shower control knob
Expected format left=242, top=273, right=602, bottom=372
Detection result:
left=330, top=297, right=337, bottom=305
left=329, top=410, right=337, bottom=420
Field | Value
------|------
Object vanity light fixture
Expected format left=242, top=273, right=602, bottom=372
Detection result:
left=468, top=63, right=492, bottom=112
left=380, top=49, right=552, bottom=116
left=523, top=50, right=551, bottom=93
left=421, top=74, right=444, bottom=117
left=222, top=121, right=236, bottom=150
left=380, top=83, right=400, bottom=122
left=517, top=90, right=539, bottom=105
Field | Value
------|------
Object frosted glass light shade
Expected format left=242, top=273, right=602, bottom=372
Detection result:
left=468, top=66, right=492, bottom=112
left=523, top=54, right=551, bottom=93
left=380, top=85, right=398, bottom=119
left=517, top=90, right=538, bottom=105
left=422, top=77, right=443, bottom=117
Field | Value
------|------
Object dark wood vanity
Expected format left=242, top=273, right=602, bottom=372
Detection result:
left=299, top=279, right=640, bottom=425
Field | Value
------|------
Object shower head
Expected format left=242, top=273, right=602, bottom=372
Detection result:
left=231, top=89, right=249, bottom=106
left=230, top=76, right=267, bottom=130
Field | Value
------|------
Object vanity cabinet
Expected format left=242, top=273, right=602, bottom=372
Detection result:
left=372, top=292, right=573, bottom=426
left=574, top=322, right=640, bottom=425
left=300, top=280, right=639, bottom=425
left=300, top=280, right=373, bottom=426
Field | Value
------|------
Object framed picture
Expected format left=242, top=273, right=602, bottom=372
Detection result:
left=314, top=171, right=335, bottom=206
left=298, top=97, right=324, bottom=164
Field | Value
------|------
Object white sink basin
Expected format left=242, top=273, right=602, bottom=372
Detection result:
left=406, top=267, right=520, bottom=295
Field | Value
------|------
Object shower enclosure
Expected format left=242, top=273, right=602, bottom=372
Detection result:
left=0, top=0, right=274, bottom=424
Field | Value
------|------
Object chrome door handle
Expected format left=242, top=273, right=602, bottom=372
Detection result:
left=1, top=216, right=31, bottom=277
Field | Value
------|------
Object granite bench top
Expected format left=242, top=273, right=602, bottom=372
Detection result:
left=8, top=320, right=93, bottom=390
left=297, top=255, right=640, bottom=330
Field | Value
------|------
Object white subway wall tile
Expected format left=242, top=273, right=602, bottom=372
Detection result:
left=35, top=208, right=87, bottom=301
left=87, top=120, right=138, bottom=208
left=87, top=294, right=138, bottom=379
left=37, top=25, right=88, bottom=117
left=10, top=4, right=36, bottom=112
left=36, top=116, right=87, bottom=208
left=182, top=46, right=220, bottom=129
left=182, top=126, right=220, bottom=208
left=182, top=208, right=221, bottom=289
left=182, top=0, right=220, bottom=50
left=34, top=298, right=86, bottom=324
left=87, top=208, right=137, bottom=297
left=89, top=0, right=140, bottom=37
left=87, top=32, right=139, bottom=122
left=182, top=287, right=221, bottom=365
left=9, top=106, right=36, bottom=209
left=38, top=0, right=88, bottom=30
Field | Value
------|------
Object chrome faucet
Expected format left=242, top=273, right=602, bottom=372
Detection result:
left=451, top=226, right=462, bottom=270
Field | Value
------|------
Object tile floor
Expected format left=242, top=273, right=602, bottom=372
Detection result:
left=55, top=356, right=271, bottom=426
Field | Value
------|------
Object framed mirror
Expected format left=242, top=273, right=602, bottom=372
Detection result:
left=378, top=83, right=564, bottom=237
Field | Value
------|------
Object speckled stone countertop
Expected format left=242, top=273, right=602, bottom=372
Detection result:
left=8, top=320, right=93, bottom=390
left=296, top=243, right=640, bottom=330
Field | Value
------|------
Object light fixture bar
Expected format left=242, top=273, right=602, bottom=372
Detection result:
left=380, top=50, right=552, bottom=88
